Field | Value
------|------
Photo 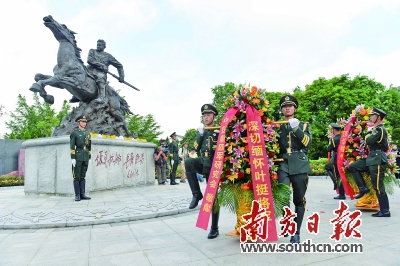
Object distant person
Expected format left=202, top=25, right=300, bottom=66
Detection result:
left=325, top=123, right=346, bottom=200
left=154, top=146, right=167, bottom=185
left=178, top=142, right=189, bottom=183
left=392, top=142, right=400, bottom=179
left=70, top=115, right=91, bottom=201
left=160, top=139, right=170, bottom=183
left=168, top=132, right=180, bottom=185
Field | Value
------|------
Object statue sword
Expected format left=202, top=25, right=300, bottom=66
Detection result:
left=107, top=71, right=140, bottom=91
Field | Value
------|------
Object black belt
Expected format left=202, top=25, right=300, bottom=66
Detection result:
left=76, top=146, right=87, bottom=150
left=291, top=149, right=305, bottom=153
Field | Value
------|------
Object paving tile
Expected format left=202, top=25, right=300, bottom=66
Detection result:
left=130, top=224, right=176, bottom=238
left=0, top=249, right=38, bottom=266
left=30, top=245, right=90, bottom=264
left=136, top=233, right=190, bottom=250
left=144, top=244, right=208, bottom=266
left=89, top=238, right=141, bottom=257
left=89, top=250, right=151, bottom=266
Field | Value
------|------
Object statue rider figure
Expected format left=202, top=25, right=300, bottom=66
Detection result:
left=71, top=39, right=125, bottom=103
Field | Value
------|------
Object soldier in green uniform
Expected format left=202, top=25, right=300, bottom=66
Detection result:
left=185, top=104, right=220, bottom=239
left=168, top=132, right=180, bottom=185
left=349, top=107, right=390, bottom=217
left=325, top=123, right=346, bottom=200
left=70, top=115, right=92, bottom=201
left=277, top=95, right=312, bottom=244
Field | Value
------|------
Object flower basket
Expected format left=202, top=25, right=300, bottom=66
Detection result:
left=336, top=104, right=400, bottom=209
left=214, top=85, right=291, bottom=234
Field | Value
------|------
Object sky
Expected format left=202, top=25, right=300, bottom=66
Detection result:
left=1, top=0, right=400, bottom=139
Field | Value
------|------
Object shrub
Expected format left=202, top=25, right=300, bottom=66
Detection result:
left=0, top=176, right=25, bottom=187
left=309, top=158, right=329, bottom=176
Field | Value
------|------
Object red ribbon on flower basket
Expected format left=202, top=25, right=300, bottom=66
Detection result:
left=245, top=104, right=278, bottom=242
left=196, top=107, right=238, bottom=230
left=336, top=118, right=355, bottom=199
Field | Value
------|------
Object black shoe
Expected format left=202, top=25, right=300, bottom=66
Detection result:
left=189, top=194, right=203, bottom=209
left=208, top=228, right=219, bottom=239
left=73, top=181, right=81, bottom=201
left=354, top=187, right=370, bottom=199
left=290, top=233, right=300, bottom=244
left=170, top=182, right=179, bottom=185
left=79, top=180, right=91, bottom=200
left=372, top=211, right=390, bottom=217
left=334, top=195, right=346, bottom=200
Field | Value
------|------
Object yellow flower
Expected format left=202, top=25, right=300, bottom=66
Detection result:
left=245, top=168, right=251, bottom=174
left=264, top=100, right=269, bottom=105
left=243, top=124, right=247, bottom=129
left=232, top=116, right=237, bottom=121
left=348, top=149, right=353, bottom=153
left=227, top=145, right=233, bottom=152
left=356, top=156, right=361, bottom=160
left=262, top=107, right=267, bottom=111
left=363, top=116, right=369, bottom=121
left=233, top=91, right=239, bottom=97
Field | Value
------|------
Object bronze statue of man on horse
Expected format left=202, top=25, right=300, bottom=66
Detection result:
left=29, top=15, right=139, bottom=137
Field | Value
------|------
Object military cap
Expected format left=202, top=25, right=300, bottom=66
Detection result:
left=170, top=132, right=177, bottom=138
left=370, top=107, right=387, bottom=119
left=201, top=104, right=218, bottom=116
left=75, top=115, right=87, bottom=122
left=191, top=147, right=196, bottom=151
left=280, top=95, right=298, bottom=108
left=330, top=123, right=342, bottom=130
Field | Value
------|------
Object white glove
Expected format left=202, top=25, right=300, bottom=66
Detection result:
left=88, top=160, right=90, bottom=165
left=367, top=126, right=374, bottom=132
left=289, top=118, right=300, bottom=128
left=72, top=159, right=76, bottom=167
left=198, top=124, right=204, bottom=135
left=171, top=160, right=175, bottom=165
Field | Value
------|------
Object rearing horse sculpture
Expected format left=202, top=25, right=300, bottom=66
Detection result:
left=30, top=15, right=132, bottom=134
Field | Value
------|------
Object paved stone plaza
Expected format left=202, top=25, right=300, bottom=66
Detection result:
left=0, top=178, right=399, bottom=265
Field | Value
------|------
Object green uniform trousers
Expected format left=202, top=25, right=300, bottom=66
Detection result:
left=185, top=157, right=210, bottom=180
left=349, top=159, right=387, bottom=194
left=278, top=170, right=308, bottom=207
left=72, top=160, right=89, bottom=182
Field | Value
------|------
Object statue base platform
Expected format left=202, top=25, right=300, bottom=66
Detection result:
left=22, top=136, right=156, bottom=196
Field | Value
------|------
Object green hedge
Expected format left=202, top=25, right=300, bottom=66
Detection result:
left=0, top=176, right=25, bottom=187
left=309, top=158, right=328, bottom=176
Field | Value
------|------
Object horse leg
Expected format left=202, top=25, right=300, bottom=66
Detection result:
left=34, top=73, right=53, bottom=82
left=29, top=76, right=62, bottom=105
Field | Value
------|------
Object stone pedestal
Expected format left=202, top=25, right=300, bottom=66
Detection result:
left=22, top=136, right=156, bottom=196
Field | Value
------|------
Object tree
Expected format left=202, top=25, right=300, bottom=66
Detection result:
left=126, top=113, right=163, bottom=144
left=5, top=93, right=69, bottom=140
left=209, top=75, right=400, bottom=160
left=181, top=129, right=197, bottom=149
left=211, top=82, right=242, bottom=124
left=298, top=74, right=400, bottom=159
left=56, top=100, right=71, bottom=124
